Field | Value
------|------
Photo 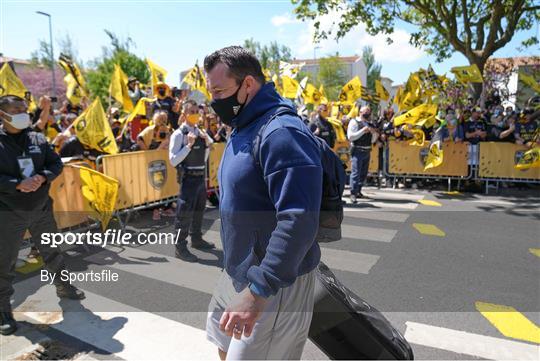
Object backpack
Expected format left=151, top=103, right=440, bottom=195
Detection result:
left=252, top=106, right=346, bottom=243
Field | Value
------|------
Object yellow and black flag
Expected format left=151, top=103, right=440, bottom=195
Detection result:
left=302, top=83, right=323, bottom=105
left=424, top=119, right=447, bottom=170
left=0, top=62, right=28, bottom=98
left=58, top=53, right=88, bottom=105
left=73, top=98, right=118, bottom=154
left=515, top=147, right=540, bottom=170
left=339, top=76, right=362, bottom=104
left=146, top=58, right=168, bottom=90
left=394, top=103, right=438, bottom=128
left=78, top=165, right=119, bottom=230
left=182, top=63, right=211, bottom=100
left=375, top=79, right=390, bottom=102
left=109, top=64, right=134, bottom=112
left=451, top=64, right=483, bottom=84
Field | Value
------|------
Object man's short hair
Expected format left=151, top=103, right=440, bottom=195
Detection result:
left=182, top=99, right=198, bottom=114
left=0, top=95, right=26, bottom=112
left=204, top=46, right=266, bottom=85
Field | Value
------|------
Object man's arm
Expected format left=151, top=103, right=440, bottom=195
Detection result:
left=246, top=126, right=322, bottom=298
left=347, top=120, right=369, bottom=141
left=168, top=130, right=191, bottom=167
left=39, top=137, right=64, bottom=183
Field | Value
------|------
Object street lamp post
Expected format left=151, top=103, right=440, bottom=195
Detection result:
left=36, top=11, right=56, bottom=97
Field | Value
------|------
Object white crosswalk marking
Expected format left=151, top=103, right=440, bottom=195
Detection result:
left=344, top=209, right=410, bottom=223
left=15, top=278, right=217, bottom=360
left=405, top=321, right=540, bottom=360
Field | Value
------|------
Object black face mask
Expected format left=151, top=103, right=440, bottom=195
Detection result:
left=112, top=127, right=120, bottom=137
left=159, top=131, right=167, bottom=139
left=210, top=80, right=247, bottom=126
left=158, top=89, right=166, bottom=97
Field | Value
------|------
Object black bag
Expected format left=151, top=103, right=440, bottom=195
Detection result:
left=252, top=107, right=346, bottom=243
left=309, top=262, right=414, bottom=360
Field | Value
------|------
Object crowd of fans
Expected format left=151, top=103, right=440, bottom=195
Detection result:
left=25, top=78, right=539, bottom=195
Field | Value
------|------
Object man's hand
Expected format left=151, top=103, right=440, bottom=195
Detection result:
left=16, top=175, right=45, bottom=193
left=313, top=127, right=320, bottom=136
left=220, top=287, right=268, bottom=339
left=187, top=132, right=197, bottom=148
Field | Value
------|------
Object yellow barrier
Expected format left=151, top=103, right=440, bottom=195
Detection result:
left=479, top=142, right=540, bottom=180
left=388, top=140, right=469, bottom=177
left=49, top=164, right=91, bottom=230
left=334, top=141, right=379, bottom=174
left=208, top=142, right=225, bottom=190
left=101, top=150, right=179, bottom=210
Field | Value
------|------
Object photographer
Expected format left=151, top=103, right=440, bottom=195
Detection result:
left=347, top=106, right=377, bottom=202
left=0, top=95, right=85, bottom=336
left=127, top=76, right=147, bottom=105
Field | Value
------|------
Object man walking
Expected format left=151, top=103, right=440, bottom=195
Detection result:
left=204, top=46, right=322, bottom=360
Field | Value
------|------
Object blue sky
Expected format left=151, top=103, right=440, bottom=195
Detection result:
left=1, top=0, right=538, bottom=85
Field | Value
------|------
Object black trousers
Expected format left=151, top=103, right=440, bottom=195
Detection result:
left=174, top=175, right=206, bottom=249
left=0, top=198, right=66, bottom=312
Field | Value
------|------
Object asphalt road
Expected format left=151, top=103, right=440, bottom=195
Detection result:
left=3, top=185, right=539, bottom=360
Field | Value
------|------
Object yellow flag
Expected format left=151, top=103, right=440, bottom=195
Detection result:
left=262, top=68, right=272, bottom=82
left=375, top=79, right=390, bottom=101
left=58, top=54, right=87, bottom=105
left=339, top=76, right=362, bottom=104
left=73, top=98, right=118, bottom=154
left=409, top=128, right=425, bottom=146
left=78, top=166, right=119, bottom=230
left=394, top=103, right=438, bottom=127
left=182, top=64, right=211, bottom=100
left=109, top=64, right=134, bottom=112
left=319, top=84, right=328, bottom=104
left=518, top=71, right=540, bottom=94
left=279, top=60, right=304, bottom=78
left=451, top=64, right=483, bottom=84
left=327, top=117, right=346, bottom=143
left=281, top=76, right=299, bottom=99
left=515, top=147, right=540, bottom=170
left=347, top=104, right=359, bottom=118
left=302, top=83, right=323, bottom=105
left=0, top=63, right=28, bottom=98
left=146, top=58, right=168, bottom=89
left=424, top=127, right=444, bottom=170
left=393, top=86, right=403, bottom=106
left=125, top=97, right=154, bottom=123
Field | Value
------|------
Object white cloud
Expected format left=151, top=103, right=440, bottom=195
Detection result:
left=271, top=13, right=299, bottom=27
left=293, top=10, right=424, bottom=64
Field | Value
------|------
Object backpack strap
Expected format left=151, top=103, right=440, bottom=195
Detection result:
left=252, top=106, right=299, bottom=170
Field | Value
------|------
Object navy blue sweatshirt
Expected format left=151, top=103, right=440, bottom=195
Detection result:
left=218, top=82, right=322, bottom=298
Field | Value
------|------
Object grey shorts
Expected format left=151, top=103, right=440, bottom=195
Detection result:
left=206, top=270, right=316, bottom=360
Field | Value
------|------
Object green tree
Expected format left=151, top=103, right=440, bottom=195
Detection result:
left=30, top=33, right=79, bottom=69
left=317, top=53, right=347, bottom=100
left=243, top=38, right=292, bottom=75
left=292, top=0, right=540, bottom=99
left=86, top=30, right=150, bottom=104
left=362, top=46, right=381, bottom=91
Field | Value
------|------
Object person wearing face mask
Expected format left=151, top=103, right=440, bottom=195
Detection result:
left=486, top=106, right=506, bottom=142
left=203, top=46, right=322, bottom=360
left=514, top=108, right=538, bottom=146
left=347, top=106, right=377, bottom=202
left=136, top=111, right=171, bottom=151
left=441, top=109, right=464, bottom=143
left=0, top=95, right=85, bottom=336
left=169, top=100, right=215, bottom=262
left=151, top=82, right=181, bottom=130
left=309, top=103, right=336, bottom=148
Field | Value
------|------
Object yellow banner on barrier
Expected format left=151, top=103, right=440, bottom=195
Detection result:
left=49, top=164, right=91, bottom=230
left=101, top=149, right=180, bottom=210
left=388, top=140, right=468, bottom=176
left=208, top=142, right=225, bottom=189
left=479, top=142, right=540, bottom=180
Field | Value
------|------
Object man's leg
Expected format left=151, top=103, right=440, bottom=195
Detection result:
left=173, top=177, right=198, bottom=262
left=190, top=177, right=214, bottom=249
left=358, top=150, right=371, bottom=195
left=0, top=210, right=28, bottom=335
left=28, top=198, right=84, bottom=300
left=349, top=148, right=360, bottom=201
